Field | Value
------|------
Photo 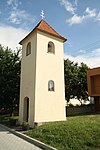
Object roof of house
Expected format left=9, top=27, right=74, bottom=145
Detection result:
left=87, top=67, right=100, bottom=76
left=19, top=19, right=67, bottom=44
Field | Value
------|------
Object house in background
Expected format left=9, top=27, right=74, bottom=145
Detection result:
left=19, top=19, right=67, bottom=127
left=87, top=67, right=100, bottom=113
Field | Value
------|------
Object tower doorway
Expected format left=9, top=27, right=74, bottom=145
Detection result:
left=23, top=97, right=29, bottom=122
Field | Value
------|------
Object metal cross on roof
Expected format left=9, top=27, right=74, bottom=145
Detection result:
left=40, top=10, right=45, bottom=19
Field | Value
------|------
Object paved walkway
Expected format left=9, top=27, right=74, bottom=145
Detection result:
left=0, top=126, right=42, bottom=150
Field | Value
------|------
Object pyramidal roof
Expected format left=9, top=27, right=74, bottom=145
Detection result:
left=19, top=20, right=67, bottom=44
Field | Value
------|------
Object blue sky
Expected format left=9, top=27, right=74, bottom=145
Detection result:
left=0, top=0, right=100, bottom=68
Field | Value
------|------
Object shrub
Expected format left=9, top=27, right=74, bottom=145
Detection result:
left=9, top=117, right=18, bottom=126
left=22, top=121, right=30, bottom=130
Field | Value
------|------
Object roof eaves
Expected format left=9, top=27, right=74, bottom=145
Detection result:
left=19, top=20, right=42, bottom=45
left=37, top=28, right=67, bottom=42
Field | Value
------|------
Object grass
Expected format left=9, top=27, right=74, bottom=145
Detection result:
left=25, top=114, right=100, bottom=150
left=0, top=115, right=18, bottom=126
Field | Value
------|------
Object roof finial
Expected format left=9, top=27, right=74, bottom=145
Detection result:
left=40, top=10, right=45, bottom=19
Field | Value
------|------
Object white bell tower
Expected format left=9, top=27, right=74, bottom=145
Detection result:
left=19, top=19, right=67, bottom=127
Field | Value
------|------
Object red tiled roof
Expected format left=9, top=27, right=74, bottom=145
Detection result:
left=19, top=20, right=67, bottom=44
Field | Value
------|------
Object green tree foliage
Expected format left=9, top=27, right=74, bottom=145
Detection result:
left=0, top=45, right=21, bottom=116
left=64, top=59, right=89, bottom=104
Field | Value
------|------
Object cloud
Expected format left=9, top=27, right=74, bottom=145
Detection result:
left=85, top=7, right=96, bottom=18
left=7, top=0, right=15, bottom=5
left=0, top=24, right=28, bottom=50
left=79, top=49, right=86, bottom=54
left=58, top=0, right=76, bottom=15
left=8, top=9, right=35, bottom=25
left=92, top=48, right=100, bottom=56
left=67, top=14, right=84, bottom=25
left=67, top=7, right=97, bottom=25
left=7, top=0, right=35, bottom=27
left=59, top=0, right=100, bottom=25
left=7, top=0, right=21, bottom=8
left=7, top=0, right=20, bottom=10
left=64, top=49, right=100, bottom=68
left=7, top=0, right=16, bottom=5
left=96, top=12, right=100, bottom=21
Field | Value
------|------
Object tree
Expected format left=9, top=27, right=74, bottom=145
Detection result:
left=0, top=45, right=21, bottom=116
left=64, top=59, right=89, bottom=105
left=76, top=63, right=89, bottom=104
left=64, top=59, right=78, bottom=102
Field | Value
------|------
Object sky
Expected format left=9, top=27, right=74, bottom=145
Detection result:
left=0, top=0, right=100, bottom=68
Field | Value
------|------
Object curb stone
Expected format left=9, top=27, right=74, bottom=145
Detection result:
left=0, top=124, right=57, bottom=150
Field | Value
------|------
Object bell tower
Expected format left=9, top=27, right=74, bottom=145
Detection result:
left=19, top=19, right=67, bottom=127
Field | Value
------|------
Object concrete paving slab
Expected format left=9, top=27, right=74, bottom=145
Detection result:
left=0, top=126, right=42, bottom=150
left=0, top=124, right=57, bottom=150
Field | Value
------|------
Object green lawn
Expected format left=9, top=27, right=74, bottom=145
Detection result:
left=0, top=115, right=18, bottom=126
left=25, top=115, right=100, bottom=150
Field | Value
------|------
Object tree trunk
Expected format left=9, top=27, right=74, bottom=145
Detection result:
left=9, top=106, right=13, bottom=117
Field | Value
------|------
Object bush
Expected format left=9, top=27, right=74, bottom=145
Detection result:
left=22, top=121, right=30, bottom=130
left=9, top=117, right=18, bottom=126
left=68, top=103, right=74, bottom=107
